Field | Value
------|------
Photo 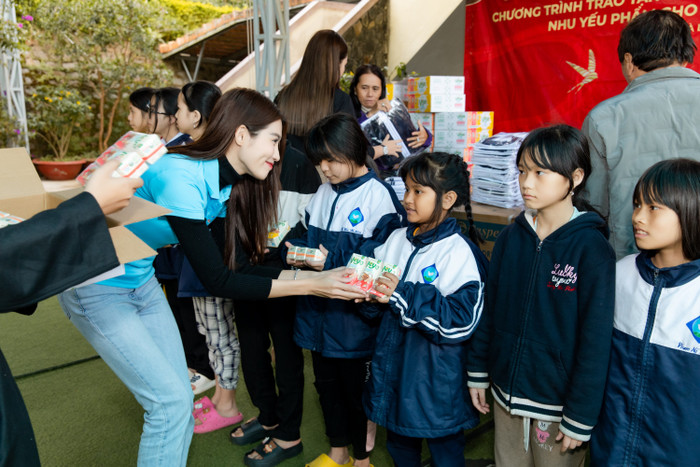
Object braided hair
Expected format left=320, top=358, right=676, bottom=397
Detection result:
left=399, top=152, right=483, bottom=244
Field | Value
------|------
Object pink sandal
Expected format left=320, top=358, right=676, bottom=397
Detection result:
left=194, top=408, right=244, bottom=434
left=192, top=396, right=214, bottom=417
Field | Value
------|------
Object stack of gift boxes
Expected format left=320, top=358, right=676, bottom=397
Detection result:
left=401, top=76, right=494, bottom=165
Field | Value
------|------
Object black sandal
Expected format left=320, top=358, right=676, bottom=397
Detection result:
left=230, top=419, right=270, bottom=446
left=243, top=439, right=303, bottom=467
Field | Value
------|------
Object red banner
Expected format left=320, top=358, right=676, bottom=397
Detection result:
left=464, top=1, right=700, bottom=133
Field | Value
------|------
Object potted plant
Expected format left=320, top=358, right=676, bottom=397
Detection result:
left=27, top=86, right=92, bottom=180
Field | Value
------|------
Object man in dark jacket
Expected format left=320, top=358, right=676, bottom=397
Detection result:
left=0, top=161, right=141, bottom=467
left=582, top=10, right=700, bottom=259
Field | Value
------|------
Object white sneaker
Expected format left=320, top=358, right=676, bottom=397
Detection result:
left=190, top=372, right=216, bottom=395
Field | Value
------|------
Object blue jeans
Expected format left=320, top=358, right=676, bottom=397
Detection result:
left=58, top=276, right=194, bottom=467
left=386, top=429, right=466, bottom=467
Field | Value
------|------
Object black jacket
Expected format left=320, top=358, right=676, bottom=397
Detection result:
left=467, top=210, right=615, bottom=441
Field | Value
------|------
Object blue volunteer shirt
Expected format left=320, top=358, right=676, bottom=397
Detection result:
left=99, top=153, right=230, bottom=289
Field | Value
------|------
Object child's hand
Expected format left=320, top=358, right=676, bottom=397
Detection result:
left=373, top=272, right=398, bottom=303
left=305, top=244, right=328, bottom=271
left=469, top=388, right=490, bottom=414
left=555, top=432, right=582, bottom=452
left=284, top=241, right=304, bottom=268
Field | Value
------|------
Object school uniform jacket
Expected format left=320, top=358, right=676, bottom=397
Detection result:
left=362, top=218, right=488, bottom=438
left=289, top=170, right=406, bottom=358
left=467, top=210, right=615, bottom=442
left=591, top=254, right=700, bottom=466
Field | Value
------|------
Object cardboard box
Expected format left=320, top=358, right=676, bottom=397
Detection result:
left=451, top=202, right=522, bottom=260
left=434, top=111, right=494, bottom=131
left=407, top=93, right=466, bottom=113
left=407, top=76, right=465, bottom=95
left=0, top=148, right=169, bottom=264
left=409, top=112, right=435, bottom=133
left=385, top=82, right=407, bottom=102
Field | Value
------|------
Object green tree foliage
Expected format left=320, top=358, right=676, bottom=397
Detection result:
left=24, top=0, right=174, bottom=155
left=157, top=0, right=241, bottom=42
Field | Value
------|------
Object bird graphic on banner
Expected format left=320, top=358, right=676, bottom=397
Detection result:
left=567, top=49, right=598, bottom=93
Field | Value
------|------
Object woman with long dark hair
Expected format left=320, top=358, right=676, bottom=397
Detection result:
left=58, top=88, right=365, bottom=467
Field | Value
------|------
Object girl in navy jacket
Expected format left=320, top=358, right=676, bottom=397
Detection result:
left=362, top=152, right=487, bottom=467
left=467, top=125, right=616, bottom=466
left=285, top=113, right=406, bottom=467
left=591, top=159, right=700, bottom=466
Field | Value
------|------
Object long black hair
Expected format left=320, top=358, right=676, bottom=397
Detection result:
left=633, top=158, right=700, bottom=261
left=399, top=152, right=482, bottom=244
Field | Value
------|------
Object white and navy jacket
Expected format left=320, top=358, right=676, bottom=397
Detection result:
left=467, top=210, right=616, bottom=442
left=591, top=254, right=700, bottom=466
left=362, top=218, right=488, bottom=438
left=288, top=169, right=406, bottom=358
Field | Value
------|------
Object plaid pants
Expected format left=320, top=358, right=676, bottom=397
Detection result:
left=192, top=296, right=240, bottom=390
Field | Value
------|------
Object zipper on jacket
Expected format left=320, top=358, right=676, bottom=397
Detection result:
left=313, top=190, right=343, bottom=351
left=623, top=269, right=662, bottom=464
left=505, top=238, right=543, bottom=407
left=325, top=191, right=341, bottom=232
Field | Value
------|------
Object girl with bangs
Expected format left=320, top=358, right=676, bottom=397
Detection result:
left=360, top=151, right=487, bottom=467
left=284, top=113, right=405, bottom=467
left=467, top=124, right=616, bottom=466
left=591, top=159, right=700, bottom=466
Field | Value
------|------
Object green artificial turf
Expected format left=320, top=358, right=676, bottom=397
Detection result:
left=1, top=297, right=495, bottom=466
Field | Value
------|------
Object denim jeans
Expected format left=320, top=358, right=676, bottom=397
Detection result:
left=58, top=275, right=194, bottom=467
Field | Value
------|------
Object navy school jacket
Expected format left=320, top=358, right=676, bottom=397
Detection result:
left=467, top=210, right=615, bottom=442
left=287, top=169, right=406, bottom=358
left=362, top=218, right=488, bottom=437
left=591, top=254, right=700, bottom=466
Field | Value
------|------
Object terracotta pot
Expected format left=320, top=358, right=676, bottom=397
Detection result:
left=32, top=159, right=87, bottom=181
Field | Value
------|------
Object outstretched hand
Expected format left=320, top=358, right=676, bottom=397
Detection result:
left=311, top=267, right=367, bottom=300
left=85, top=160, right=143, bottom=215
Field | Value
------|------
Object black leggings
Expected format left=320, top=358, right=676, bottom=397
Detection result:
left=235, top=296, right=304, bottom=441
left=311, top=352, right=372, bottom=460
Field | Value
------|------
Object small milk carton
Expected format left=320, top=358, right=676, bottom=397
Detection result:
left=355, top=258, right=384, bottom=292
left=346, top=253, right=369, bottom=284
left=267, top=221, right=291, bottom=248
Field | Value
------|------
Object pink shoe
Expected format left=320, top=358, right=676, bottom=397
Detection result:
left=194, top=408, right=244, bottom=434
left=193, top=396, right=214, bottom=417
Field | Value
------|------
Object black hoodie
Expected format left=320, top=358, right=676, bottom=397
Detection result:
left=467, top=210, right=615, bottom=441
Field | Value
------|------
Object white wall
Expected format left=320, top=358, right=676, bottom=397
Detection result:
left=387, top=0, right=463, bottom=69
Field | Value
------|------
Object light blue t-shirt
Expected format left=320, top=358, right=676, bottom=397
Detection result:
left=100, top=153, right=231, bottom=289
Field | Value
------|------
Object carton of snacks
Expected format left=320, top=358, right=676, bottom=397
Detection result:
left=305, top=247, right=326, bottom=264
left=286, top=245, right=298, bottom=263
left=267, top=220, right=291, bottom=248
left=77, top=132, right=166, bottom=185
left=294, top=247, right=308, bottom=262
left=355, top=257, right=384, bottom=292
left=369, top=263, right=401, bottom=297
left=346, top=253, right=369, bottom=283
left=113, top=152, right=148, bottom=179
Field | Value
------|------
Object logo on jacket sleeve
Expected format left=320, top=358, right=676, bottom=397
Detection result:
left=686, top=316, right=700, bottom=344
left=421, top=264, right=439, bottom=283
left=348, top=207, right=364, bottom=226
